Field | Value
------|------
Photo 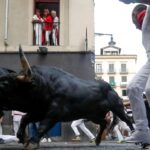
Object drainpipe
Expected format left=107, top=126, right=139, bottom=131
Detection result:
left=85, top=27, right=88, bottom=51
left=4, top=0, right=9, bottom=47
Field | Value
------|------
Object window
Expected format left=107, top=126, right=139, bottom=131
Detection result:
left=121, top=64, right=127, bottom=73
left=96, top=64, right=102, bottom=73
left=109, top=76, right=116, bottom=87
left=103, top=50, right=119, bottom=55
left=109, top=64, right=115, bottom=73
left=111, top=51, right=119, bottom=55
left=33, top=0, right=60, bottom=46
left=109, top=76, right=114, bottom=83
left=122, top=90, right=127, bottom=96
left=121, top=76, right=127, bottom=82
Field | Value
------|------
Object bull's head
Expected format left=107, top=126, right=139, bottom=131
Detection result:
left=0, top=46, right=44, bottom=111
left=0, top=46, right=34, bottom=104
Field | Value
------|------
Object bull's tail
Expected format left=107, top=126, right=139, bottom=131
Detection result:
left=107, top=90, right=134, bottom=131
left=108, top=113, right=119, bottom=132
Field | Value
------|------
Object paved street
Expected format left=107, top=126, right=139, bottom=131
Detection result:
left=0, top=141, right=145, bottom=150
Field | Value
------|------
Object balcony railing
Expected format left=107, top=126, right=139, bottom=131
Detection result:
left=32, top=21, right=60, bottom=46
left=120, top=69, right=128, bottom=74
left=120, top=82, right=127, bottom=87
left=95, top=70, right=103, bottom=74
left=108, top=70, right=116, bottom=74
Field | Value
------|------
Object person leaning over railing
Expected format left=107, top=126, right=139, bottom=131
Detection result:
left=32, top=9, right=43, bottom=46
left=43, top=9, right=53, bottom=46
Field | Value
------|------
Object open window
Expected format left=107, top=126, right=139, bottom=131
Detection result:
left=33, top=0, right=60, bottom=46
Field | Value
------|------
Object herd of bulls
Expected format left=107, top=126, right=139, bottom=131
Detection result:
left=0, top=46, right=134, bottom=149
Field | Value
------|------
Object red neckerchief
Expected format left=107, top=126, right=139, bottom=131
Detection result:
left=37, top=15, right=42, bottom=19
left=137, top=10, right=146, bottom=28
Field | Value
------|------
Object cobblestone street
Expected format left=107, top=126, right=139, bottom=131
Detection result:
left=0, top=141, right=145, bottom=150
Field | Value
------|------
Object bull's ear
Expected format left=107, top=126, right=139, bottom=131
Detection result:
left=17, top=45, right=32, bottom=81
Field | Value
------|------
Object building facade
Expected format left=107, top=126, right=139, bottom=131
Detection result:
left=0, top=0, right=94, bottom=52
left=95, top=38, right=137, bottom=101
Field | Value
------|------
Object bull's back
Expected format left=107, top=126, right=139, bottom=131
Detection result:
left=31, top=66, right=112, bottom=102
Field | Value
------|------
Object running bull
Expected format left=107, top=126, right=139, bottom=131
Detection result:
left=0, top=46, right=134, bottom=149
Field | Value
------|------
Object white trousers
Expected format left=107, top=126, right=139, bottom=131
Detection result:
left=34, top=26, right=42, bottom=46
left=71, top=119, right=95, bottom=140
left=114, top=125, right=124, bottom=142
left=52, top=29, right=58, bottom=46
left=45, top=31, right=51, bottom=45
left=13, top=121, right=20, bottom=136
left=0, top=123, right=2, bottom=135
left=127, top=6, right=150, bottom=131
left=114, top=121, right=131, bottom=141
left=127, top=61, right=150, bottom=130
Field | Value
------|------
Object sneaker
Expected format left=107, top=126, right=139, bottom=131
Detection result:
left=117, top=140, right=124, bottom=144
left=89, top=138, right=95, bottom=143
left=125, top=129, right=150, bottom=143
left=72, top=136, right=81, bottom=141
left=47, top=138, right=52, bottom=142
left=41, top=138, right=47, bottom=143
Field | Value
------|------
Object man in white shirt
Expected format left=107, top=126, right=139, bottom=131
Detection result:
left=51, top=10, right=59, bottom=46
left=118, top=1, right=150, bottom=145
left=32, top=9, right=43, bottom=46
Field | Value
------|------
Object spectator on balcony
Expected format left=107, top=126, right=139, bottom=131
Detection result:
left=43, top=9, right=53, bottom=46
left=51, top=10, right=59, bottom=46
left=32, top=9, right=43, bottom=46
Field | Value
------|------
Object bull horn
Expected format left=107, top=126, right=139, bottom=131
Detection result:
left=18, top=45, right=32, bottom=80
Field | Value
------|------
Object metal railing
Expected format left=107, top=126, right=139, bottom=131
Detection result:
left=32, top=21, right=60, bottom=46
left=120, top=69, right=128, bottom=74
left=108, top=70, right=116, bottom=74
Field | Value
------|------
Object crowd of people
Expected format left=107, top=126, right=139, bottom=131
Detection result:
left=32, top=8, right=59, bottom=46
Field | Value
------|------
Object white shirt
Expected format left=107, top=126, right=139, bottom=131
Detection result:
left=12, top=111, right=25, bottom=122
left=53, top=16, right=59, bottom=30
left=32, top=14, right=43, bottom=31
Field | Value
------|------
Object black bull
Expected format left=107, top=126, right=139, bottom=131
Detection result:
left=0, top=47, right=134, bottom=149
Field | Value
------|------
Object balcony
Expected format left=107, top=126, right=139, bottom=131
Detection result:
left=120, top=69, right=128, bottom=74
left=108, top=70, right=116, bottom=74
left=95, top=70, right=103, bottom=74
left=120, top=82, right=127, bottom=88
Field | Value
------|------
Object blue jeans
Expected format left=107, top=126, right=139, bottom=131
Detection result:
left=28, top=122, right=39, bottom=139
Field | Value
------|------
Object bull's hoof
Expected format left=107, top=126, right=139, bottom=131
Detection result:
left=24, top=142, right=39, bottom=150
left=17, top=131, right=25, bottom=144
left=95, top=138, right=101, bottom=146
